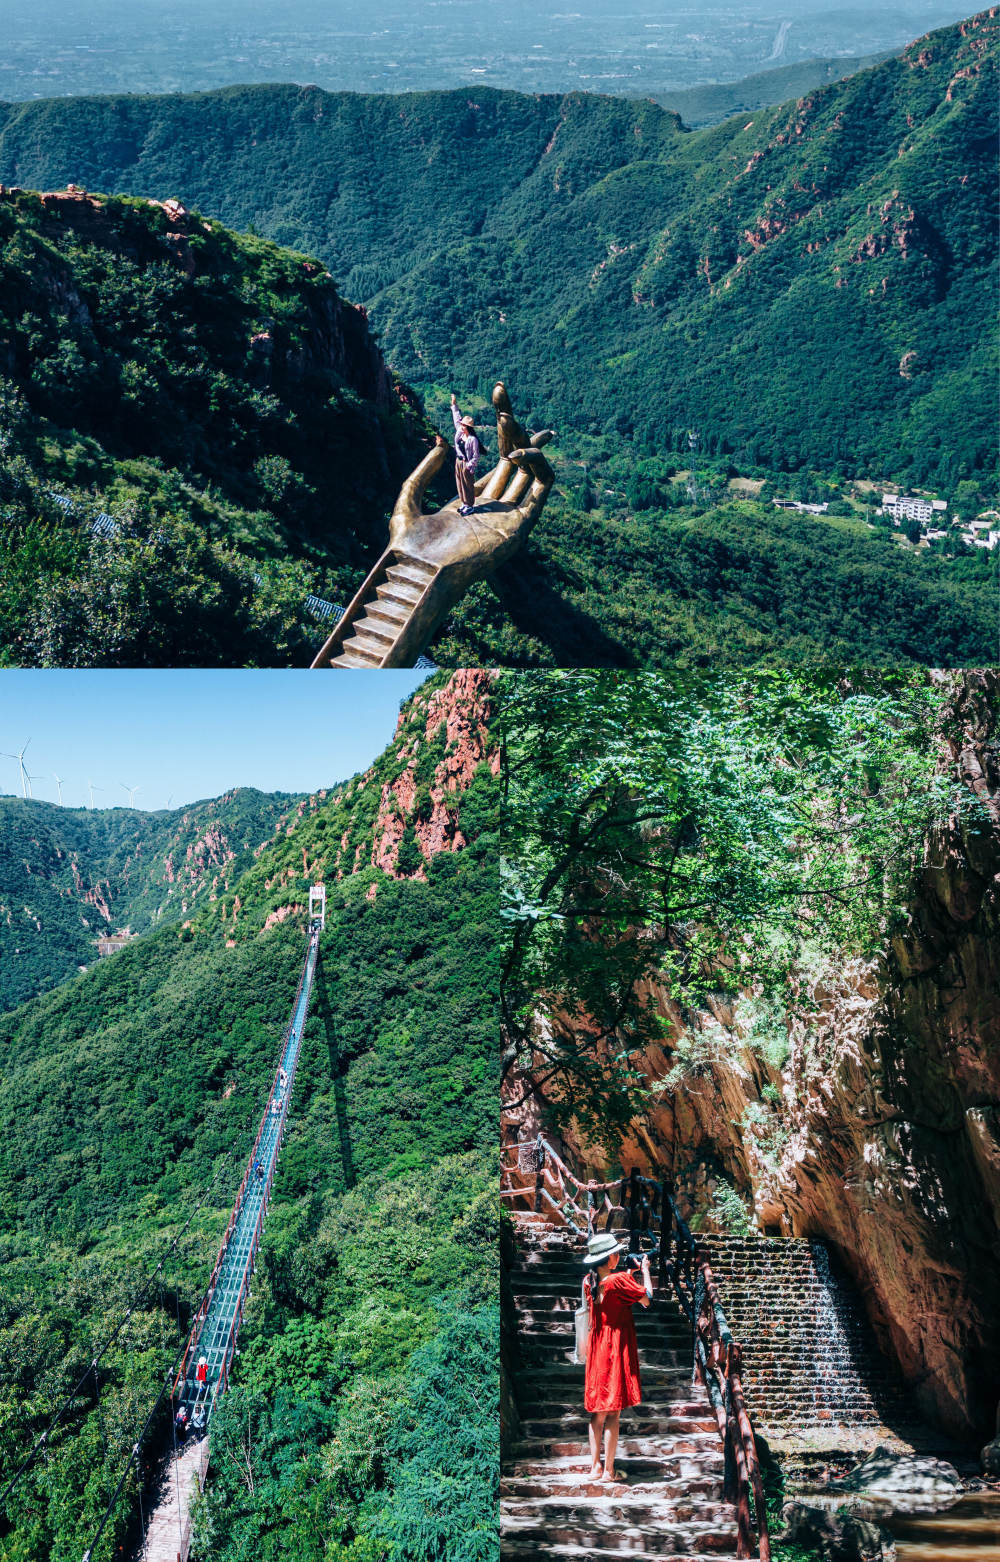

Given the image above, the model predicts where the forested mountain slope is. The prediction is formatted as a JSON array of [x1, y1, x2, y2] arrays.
[[0, 787, 294, 1011], [0, 187, 430, 666], [654, 49, 894, 126], [0, 670, 499, 1561], [1, 14, 993, 665], [1, 13, 993, 490]]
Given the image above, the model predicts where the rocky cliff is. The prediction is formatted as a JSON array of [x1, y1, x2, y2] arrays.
[[524, 673, 999, 1446], [0, 787, 293, 1011], [0, 186, 406, 418], [213, 668, 498, 940], [0, 183, 433, 669]]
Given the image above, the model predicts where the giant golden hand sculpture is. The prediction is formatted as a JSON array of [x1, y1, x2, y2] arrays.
[[311, 382, 556, 668]]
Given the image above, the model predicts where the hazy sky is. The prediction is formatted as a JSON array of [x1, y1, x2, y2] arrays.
[[0, 670, 428, 811]]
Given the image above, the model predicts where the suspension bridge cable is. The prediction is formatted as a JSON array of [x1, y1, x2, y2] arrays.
[[80, 931, 318, 1558], [0, 1087, 271, 1513], [80, 1219, 232, 1562], [5, 930, 317, 1556], [81, 958, 316, 1559], [80, 1332, 189, 1562]]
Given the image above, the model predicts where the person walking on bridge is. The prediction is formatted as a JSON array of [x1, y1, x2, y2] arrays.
[[450, 393, 481, 515], [581, 1232, 652, 1483]]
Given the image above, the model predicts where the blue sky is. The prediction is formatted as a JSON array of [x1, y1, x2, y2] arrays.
[[0, 670, 429, 811]]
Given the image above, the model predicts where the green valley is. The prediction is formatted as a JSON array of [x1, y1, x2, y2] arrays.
[[0, 11, 996, 664], [0, 787, 296, 1012]]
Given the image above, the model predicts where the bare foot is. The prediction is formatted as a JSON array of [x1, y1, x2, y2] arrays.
[[582, 1463, 602, 1481], [598, 1467, 623, 1484]]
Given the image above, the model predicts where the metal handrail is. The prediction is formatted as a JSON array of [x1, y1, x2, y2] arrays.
[[504, 1130, 770, 1560], [211, 932, 318, 1405], [173, 930, 319, 1404]]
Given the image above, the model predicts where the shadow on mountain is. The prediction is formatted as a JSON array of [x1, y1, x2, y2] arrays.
[[492, 552, 638, 666], [314, 957, 356, 1191]]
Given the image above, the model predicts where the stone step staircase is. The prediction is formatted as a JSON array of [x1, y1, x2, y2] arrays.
[[311, 549, 440, 667], [502, 1213, 744, 1561]]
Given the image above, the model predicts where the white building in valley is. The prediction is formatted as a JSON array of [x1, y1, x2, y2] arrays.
[[962, 520, 1000, 550], [881, 493, 946, 524], [773, 498, 829, 515]]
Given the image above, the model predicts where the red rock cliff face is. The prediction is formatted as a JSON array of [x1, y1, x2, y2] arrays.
[[373, 668, 498, 878], [224, 670, 497, 938], [541, 675, 1000, 1443]]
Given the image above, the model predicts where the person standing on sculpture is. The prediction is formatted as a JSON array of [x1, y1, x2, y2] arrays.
[[581, 1232, 652, 1483], [450, 393, 481, 514]]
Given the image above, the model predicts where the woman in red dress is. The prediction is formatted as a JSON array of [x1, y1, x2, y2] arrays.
[[582, 1231, 652, 1482]]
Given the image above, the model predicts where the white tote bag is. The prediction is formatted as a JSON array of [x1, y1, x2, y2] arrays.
[[573, 1278, 590, 1365]]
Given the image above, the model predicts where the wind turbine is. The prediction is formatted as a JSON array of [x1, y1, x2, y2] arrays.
[[24, 769, 47, 800], [120, 782, 141, 809], [88, 779, 103, 809], [53, 773, 65, 805], [2, 741, 31, 798]]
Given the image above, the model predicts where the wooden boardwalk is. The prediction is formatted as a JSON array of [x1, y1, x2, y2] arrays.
[[141, 1439, 208, 1562]]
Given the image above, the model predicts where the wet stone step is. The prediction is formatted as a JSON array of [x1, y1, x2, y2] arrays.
[[502, 1469, 725, 1496], [518, 1340, 690, 1369], [515, 1364, 696, 1388], [506, 1223, 755, 1562], [501, 1541, 743, 1562], [516, 1392, 705, 1413], [518, 1401, 713, 1423], [500, 1518, 742, 1554], [509, 1437, 725, 1464], [501, 1494, 737, 1519], [513, 1300, 689, 1325], [520, 1418, 720, 1442]]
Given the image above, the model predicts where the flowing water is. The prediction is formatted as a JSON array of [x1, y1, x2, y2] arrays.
[[886, 1493, 1000, 1559], [808, 1241, 865, 1418]]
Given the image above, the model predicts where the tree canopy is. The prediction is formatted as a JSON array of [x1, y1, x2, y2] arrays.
[[500, 669, 985, 1138]]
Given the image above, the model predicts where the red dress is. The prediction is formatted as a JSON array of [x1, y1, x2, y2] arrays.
[[584, 1269, 646, 1412]]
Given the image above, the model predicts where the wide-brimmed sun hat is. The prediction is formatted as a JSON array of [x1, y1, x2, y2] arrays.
[[582, 1232, 623, 1267], [461, 414, 476, 428]]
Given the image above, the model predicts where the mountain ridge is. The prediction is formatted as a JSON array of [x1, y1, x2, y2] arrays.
[[0, 9, 993, 497], [0, 13, 995, 665], [0, 785, 296, 1010], [652, 48, 896, 126]]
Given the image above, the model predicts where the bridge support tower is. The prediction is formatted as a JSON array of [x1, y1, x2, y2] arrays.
[[309, 883, 326, 930]]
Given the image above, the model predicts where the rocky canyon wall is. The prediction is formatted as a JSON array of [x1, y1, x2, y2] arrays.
[[523, 673, 999, 1444]]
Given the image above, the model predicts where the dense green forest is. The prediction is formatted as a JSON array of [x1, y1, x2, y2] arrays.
[[0, 15, 993, 489], [0, 187, 431, 666], [430, 488, 995, 666], [0, 673, 499, 1560], [1, 12, 995, 665], [498, 668, 989, 1133], [0, 788, 295, 1012]]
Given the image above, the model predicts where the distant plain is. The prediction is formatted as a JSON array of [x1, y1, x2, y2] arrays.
[[2, 0, 976, 106]]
